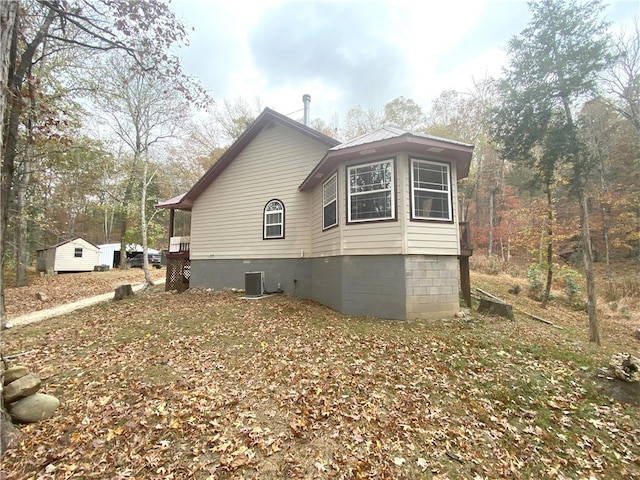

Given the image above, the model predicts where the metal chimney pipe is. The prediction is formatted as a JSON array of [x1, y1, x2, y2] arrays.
[[302, 94, 311, 126]]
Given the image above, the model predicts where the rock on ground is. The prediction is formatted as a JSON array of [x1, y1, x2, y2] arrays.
[[2, 365, 29, 385], [609, 353, 640, 382], [3, 373, 41, 403], [8, 393, 60, 423]]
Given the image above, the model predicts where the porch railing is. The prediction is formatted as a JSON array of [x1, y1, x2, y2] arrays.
[[166, 236, 190, 292], [169, 236, 190, 254]]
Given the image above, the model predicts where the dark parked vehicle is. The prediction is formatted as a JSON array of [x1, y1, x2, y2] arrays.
[[127, 252, 162, 269]]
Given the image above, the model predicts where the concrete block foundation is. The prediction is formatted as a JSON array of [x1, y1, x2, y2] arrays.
[[191, 255, 460, 320]]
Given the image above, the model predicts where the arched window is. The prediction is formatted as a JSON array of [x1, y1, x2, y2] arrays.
[[263, 199, 284, 239]]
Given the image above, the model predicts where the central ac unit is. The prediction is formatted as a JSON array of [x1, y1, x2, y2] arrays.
[[245, 271, 264, 297]]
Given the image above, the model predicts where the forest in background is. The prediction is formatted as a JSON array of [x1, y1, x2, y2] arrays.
[[1, 1, 639, 334]]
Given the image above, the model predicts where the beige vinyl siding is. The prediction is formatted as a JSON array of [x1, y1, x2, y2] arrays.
[[310, 170, 341, 257], [310, 158, 407, 257], [341, 224, 403, 254], [342, 155, 406, 255], [405, 223, 459, 255], [339, 157, 405, 256], [191, 124, 328, 260], [54, 239, 100, 271], [405, 161, 460, 255]]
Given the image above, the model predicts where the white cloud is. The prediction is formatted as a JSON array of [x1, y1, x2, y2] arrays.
[[172, 0, 636, 122]]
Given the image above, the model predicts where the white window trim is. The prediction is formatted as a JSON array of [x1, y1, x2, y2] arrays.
[[263, 199, 284, 239], [322, 173, 338, 230], [410, 158, 452, 221], [347, 158, 395, 223]]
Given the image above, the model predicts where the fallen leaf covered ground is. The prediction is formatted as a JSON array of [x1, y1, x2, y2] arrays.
[[3, 268, 165, 318], [1, 272, 639, 479]]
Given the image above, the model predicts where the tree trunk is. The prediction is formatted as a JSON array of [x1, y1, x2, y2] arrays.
[[16, 55, 40, 288], [578, 185, 600, 345], [2, 6, 54, 321], [0, 1, 20, 324], [141, 156, 152, 286], [540, 187, 554, 308], [488, 189, 494, 256], [104, 203, 116, 245], [597, 150, 613, 290], [118, 179, 135, 269], [0, 0, 18, 322], [0, 1, 17, 140], [600, 200, 612, 289], [113, 284, 134, 301], [15, 153, 31, 287]]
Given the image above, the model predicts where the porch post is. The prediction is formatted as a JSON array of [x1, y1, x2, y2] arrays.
[[459, 256, 471, 308]]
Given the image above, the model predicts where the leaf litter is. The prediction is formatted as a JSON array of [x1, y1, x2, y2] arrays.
[[1, 282, 639, 479]]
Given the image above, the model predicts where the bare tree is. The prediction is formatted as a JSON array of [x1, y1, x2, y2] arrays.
[[603, 19, 640, 136], [1, 0, 203, 320], [88, 54, 189, 285], [215, 97, 262, 143], [603, 19, 640, 261], [343, 105, 385, 140], [383, 96, 426, 130]]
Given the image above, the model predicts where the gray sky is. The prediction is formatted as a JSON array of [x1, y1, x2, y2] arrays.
[[172, 0, 639, 122]]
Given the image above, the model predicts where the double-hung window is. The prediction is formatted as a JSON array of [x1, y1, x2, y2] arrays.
[[322, 173, 338, 230], [411, 158, 452, 221], [347, 159, 395, 222], [74, 247, 83, 258], [263, 199, 284, 239]]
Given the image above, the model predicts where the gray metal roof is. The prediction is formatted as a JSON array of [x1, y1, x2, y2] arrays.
[[331, 125, 473, 151]]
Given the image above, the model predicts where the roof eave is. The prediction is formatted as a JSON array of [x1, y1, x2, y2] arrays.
[[300, 135, 474, 191]]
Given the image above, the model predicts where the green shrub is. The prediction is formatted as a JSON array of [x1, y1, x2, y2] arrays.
[[527, 264, 544, 300], [560, 268, 585, 310]]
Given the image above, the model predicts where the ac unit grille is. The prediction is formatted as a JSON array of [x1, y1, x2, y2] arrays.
[[245, 271, 264, 297]]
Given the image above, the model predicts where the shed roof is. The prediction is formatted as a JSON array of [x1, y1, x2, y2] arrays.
[[37, 236, 100, 252]]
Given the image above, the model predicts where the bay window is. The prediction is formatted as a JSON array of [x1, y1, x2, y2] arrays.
[[411, 158, 451, 221], [347, 159, 395, 222]]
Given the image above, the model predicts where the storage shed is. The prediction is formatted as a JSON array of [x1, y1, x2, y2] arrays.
[[37, 237, 101, 273], [97, 243, 121, 268], [98, 243, 161, 268]]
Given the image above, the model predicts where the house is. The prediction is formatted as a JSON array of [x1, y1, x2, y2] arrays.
[[36, 237, 101, 273], [158, 107, 473, 319]]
